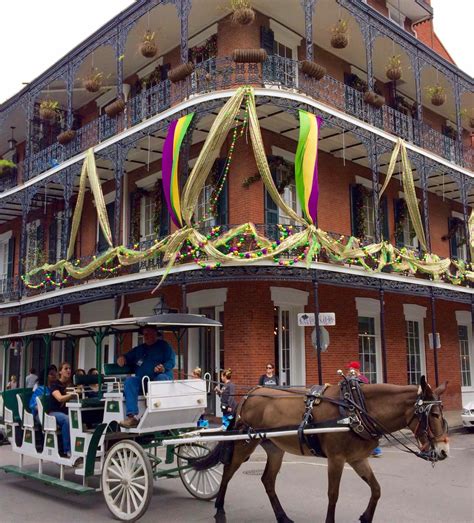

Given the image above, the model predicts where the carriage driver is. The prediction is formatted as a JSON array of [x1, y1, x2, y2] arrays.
[[117, 325, 176, 428]]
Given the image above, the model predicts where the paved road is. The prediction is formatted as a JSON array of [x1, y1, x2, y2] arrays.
[[0, 432, 472, 523]]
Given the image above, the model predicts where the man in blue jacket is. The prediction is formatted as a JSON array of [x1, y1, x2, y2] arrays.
[[118, 326, 175, 428]]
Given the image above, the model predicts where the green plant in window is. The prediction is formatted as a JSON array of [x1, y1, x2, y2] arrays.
[[0, 159, 16, 176]]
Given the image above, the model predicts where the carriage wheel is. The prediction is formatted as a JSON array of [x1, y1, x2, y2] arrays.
[[102, 440, 153, 521], [176, 442, 223, 500]]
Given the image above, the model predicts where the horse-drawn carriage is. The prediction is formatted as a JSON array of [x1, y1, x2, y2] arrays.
[[0, 313, 450, 523], [0, 313, 226, 521]]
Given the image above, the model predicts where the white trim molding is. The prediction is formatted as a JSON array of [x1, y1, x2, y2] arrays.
[[355, 297, 380, 316], [186, 288, 228, 309], [270, 287, 309, 307], [403, 304, 427, 321]]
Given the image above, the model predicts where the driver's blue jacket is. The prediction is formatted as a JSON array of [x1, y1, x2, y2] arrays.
[[124, 340, 175, 380]]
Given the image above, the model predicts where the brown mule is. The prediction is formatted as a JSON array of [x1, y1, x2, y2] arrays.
[[211, 376, 448, 523]]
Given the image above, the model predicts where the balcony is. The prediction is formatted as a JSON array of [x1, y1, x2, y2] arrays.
[[20, 55, 472, 184], [10, 221, 470, 305]]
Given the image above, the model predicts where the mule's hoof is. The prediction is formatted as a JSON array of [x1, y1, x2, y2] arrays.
[[215, 509, 227, 523], [359, 515, 371, 523]]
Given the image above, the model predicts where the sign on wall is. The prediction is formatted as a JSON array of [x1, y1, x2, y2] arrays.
[[298, 313, 336, 327]]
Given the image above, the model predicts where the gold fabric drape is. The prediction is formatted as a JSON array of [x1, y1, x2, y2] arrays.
[[67, 148, 113, 259], [380, 138, 427, 252]]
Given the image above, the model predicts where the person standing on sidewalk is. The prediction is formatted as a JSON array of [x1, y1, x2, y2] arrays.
[[346, 361, 382, 457]]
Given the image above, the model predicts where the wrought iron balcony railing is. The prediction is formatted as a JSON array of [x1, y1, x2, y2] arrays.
[[15, 222, 471, 303], [21, 55, 473, 183]]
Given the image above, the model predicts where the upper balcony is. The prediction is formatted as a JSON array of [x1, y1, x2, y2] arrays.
[[0, 0, 472, 190]]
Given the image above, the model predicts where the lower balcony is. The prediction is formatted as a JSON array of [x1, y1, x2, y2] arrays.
[[8, 223, 471, 306], [23, 56, 473, 182]]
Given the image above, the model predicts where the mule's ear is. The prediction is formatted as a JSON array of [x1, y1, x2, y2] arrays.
[[420, 375, 428, 391], [434, 381, 448, 396]]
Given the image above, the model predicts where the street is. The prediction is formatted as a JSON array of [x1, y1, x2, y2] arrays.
[[0, 432, 472, 523]]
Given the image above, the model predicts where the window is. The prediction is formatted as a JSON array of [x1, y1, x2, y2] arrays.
[[196, 182, 216, 229], [448, 216, 467, 261], [356, 298, 382, 383], [273, 40, 295, 86], [388, 4, 406, 28], [404, 304, 426, 385], [406, 320, 423, 385], [358, 317, 378, 383], [0, 240, 8, 293], [265, 154, 300, 230], [459, 325, 471, 387], [140, 193, 155, 242], [25, 221, 42, 273], [395, 198, 418, 249]]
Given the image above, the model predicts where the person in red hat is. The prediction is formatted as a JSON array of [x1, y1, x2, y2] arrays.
[[346, 361, 369, 384], [345, 361, 382, 457]]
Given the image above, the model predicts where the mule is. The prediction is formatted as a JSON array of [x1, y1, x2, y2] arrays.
[[203, 376, 448, 523]]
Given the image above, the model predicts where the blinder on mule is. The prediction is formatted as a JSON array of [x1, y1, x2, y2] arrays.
[[410, 392, 449, 464]]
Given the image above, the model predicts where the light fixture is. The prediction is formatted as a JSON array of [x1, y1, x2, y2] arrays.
[[152, 296, 176, 315], [8, 126, 17, 151]]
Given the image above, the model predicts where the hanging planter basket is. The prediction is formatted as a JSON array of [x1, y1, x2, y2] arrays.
[[386, 66, 402, 81], [84, 76, 102, 93], [364, 91, 385, 108], [330, 33, 348, 49], [232, 7, 255, 26], [140, 31, 157, 58], [431, 92, 446, 106], [232, 48, 267, 63], [300, 60, 326, 81], [39, 101, 59, 122], [57, 129, 76, 145], [330, 20, 349, 49], [168, 62, 195, 83], [105, 98, 126, 118]]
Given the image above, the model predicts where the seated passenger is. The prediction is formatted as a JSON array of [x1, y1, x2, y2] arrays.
[[30, 366, 57, 419], [49, 362, 74, 457], [87, 368, 99, 397], [117, 326, 176, 428]]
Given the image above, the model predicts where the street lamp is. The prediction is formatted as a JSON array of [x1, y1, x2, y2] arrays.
[[8, 127, 17, 151]]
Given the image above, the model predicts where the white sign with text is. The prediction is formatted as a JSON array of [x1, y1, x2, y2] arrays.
[[298, 313, 336, 327]]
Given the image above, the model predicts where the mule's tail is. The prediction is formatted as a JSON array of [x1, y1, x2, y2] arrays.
[[191, 441, 234, 470]]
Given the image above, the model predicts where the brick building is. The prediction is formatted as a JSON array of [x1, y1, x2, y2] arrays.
[[0, 0, 472, 412]]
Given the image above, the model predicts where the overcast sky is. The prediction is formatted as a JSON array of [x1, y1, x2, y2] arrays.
[[0, 0, 472, 105]]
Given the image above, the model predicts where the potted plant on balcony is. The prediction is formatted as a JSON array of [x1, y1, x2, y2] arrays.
[[386, 55, 402, 81], [83, 68, 104, 93], [330, 19, 349, 49], [231, 0, 255, 26], [57, 128, 76, 145], [300, 60, 326, 81], [39, 99, 59, 122], [426, 84, 446, 106], [140, 30, 158, 58], [0, 159, 16, 177], [346, 73, 368, 93], [363, 85, 385, 108], [168, 62, 195, 83], [232, 48, 267, 63], [105, 97, 126, 117]]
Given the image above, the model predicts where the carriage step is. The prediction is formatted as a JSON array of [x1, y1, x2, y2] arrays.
[[0, 465, 95, 494]]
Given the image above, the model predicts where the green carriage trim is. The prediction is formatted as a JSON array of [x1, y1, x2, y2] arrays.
[[75, 436, 85, 453], [46, 433, 55, 448], [71, 410, 79, 429], [106, 400, 119, 413]]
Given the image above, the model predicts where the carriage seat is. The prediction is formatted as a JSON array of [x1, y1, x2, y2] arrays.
[[36, 396, 58, 432], [72, 374, 105, 408], [16, 391, 35, 429], [3, 388, 31, 424], [104, 363, 132, 376]]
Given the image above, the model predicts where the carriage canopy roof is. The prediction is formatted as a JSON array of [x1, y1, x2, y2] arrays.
[[0, 313, 222, 342]]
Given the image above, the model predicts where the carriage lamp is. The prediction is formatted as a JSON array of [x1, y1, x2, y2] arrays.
[[8, 127, 17, 151]]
